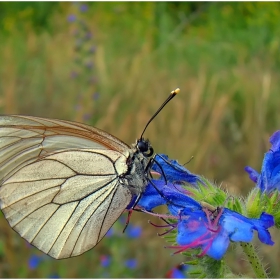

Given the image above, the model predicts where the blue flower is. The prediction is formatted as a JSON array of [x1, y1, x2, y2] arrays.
[[126, 225, 142, 238], [100, 255, 111, 267], [245, 130, 280, 192], [67, 14, 76, 22], [152, 154, 202, 184], [125, 258, 137, 269], [28, 255, 41, 270], [168, 207, 274, 260], [139, 154, 275, 260], [138, 179, 201, 214]]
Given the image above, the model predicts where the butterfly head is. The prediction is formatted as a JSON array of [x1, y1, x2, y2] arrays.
[[136, 138, 154, 157]]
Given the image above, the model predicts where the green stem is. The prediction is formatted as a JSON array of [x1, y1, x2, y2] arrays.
[[240, 242, 268, 278]]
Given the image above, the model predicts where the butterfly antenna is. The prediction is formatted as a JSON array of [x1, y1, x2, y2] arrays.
[[183, 156, 194, 166], [140, 88, 180, 139]]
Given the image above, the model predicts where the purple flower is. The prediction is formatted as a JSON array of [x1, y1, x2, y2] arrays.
[[245, 130, 280, 192], [28, 255, 41, 270], [79, 4, 88, 12], [100, 255, 111, 267], [125, 259, 137, 269], [67, 14, 76, 22]]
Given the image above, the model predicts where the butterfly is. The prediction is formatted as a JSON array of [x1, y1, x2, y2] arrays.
[[0, 88, 179, 259]]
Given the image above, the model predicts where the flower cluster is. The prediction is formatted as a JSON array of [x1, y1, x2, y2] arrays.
[[136, 149, 276, 262]]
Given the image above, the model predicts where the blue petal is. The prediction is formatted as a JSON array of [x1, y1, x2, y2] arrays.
[[137, 181, 167, 211], [177, 210, 208, 245], [220, 209, 274, 245], [259, 152, 280, 192], [138, 180, 201, 213], [257, 131, 280, 192], [221, 209, 254, 242], [206, 228, 230, 260], [252, 213, 274, 245], [153, 154, 202, 184], [270, 130, 280, 151], [244, 166, 259, 183]]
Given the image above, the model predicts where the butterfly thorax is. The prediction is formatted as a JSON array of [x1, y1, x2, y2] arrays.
[[119, 139, 152, 196]]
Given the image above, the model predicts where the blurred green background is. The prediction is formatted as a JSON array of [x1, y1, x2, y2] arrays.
[[1, 2, 280, 278]]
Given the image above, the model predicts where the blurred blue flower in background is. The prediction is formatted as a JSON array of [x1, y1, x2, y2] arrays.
[[125, 259, 137, 269], [67, 14, 76, 22], [79, 4, 88, 12], [126, 225, 142, 238], [166, 264, 188, 278], [105, 227, 114, 238], [100, 255, 111, 268], [28, 255, 41, 270]]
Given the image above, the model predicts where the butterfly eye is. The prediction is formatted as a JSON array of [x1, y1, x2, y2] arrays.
[[137, 139, 149, 152], [136, 139, 154, 157]]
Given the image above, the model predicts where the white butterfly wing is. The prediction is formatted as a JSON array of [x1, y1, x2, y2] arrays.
[[0, 115, 129, 183], [0, 116, 133, 259]]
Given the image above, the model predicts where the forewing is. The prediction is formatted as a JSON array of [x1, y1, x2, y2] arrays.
[[0, 115, 130, 182], [0, 150, 132, 259]]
